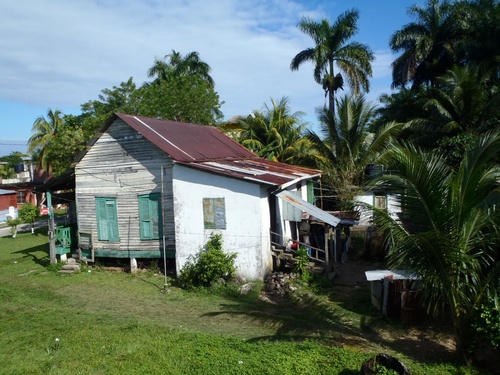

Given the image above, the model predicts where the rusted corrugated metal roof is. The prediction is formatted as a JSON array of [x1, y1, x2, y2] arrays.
[[114, 113, 321, 186], [177, 158, 320, 186], [116, 113, 257, 162], [74, 113, 321, 187]]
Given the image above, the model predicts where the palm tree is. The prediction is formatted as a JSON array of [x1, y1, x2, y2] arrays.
[[402, 65, 500, 159], [235, 97, 317, 165], [454, 0, 500, 76], [308, 94, 402, 206], [147, 50, 214, 87], [367, 132, 500, 362], [389, 0, 459, 89], [290, 10, 374, 117], [423, 65, 500, 134], [28, 108, 64, 174]]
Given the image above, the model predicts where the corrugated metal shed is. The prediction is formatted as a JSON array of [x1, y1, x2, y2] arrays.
[[75, 113, 322, 187]]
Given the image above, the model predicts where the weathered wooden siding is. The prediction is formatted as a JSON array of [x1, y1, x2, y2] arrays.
[[75, 119, 175, 258]]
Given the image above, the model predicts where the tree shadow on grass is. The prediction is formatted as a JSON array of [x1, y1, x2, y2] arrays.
[[12, 243, 50, 268], [201, 284, 465, 369], [202, 288, 374, 348]]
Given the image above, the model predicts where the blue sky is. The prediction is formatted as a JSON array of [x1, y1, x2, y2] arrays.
[[0, 0, 422, 156]]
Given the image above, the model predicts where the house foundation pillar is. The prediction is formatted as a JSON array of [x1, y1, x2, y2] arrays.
[[130, 257, 137, 273]]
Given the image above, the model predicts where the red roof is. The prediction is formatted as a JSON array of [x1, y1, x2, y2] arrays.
[[80, 113, 321, 187]]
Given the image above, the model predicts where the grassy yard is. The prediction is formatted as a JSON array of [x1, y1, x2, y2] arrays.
[[0, 230, 488, 374]]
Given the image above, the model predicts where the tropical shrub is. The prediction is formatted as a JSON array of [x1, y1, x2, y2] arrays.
[[6, 218, 22, 238], [474, 291, 500, 349], [367, 131, 500, 363], [294, 246, 312, 283], [18, 203, 40, 234], [178, 233, 237, 288]]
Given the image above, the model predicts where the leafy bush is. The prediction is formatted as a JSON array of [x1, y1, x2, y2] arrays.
[[178, 233, 237, 289], [7, 218, 22, 238], [18, 203, 40, 234], [474, 292, 500, 349], [294, 246, 312, 283]]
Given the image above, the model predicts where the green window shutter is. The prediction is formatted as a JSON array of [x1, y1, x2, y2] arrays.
[[96, 198, 108, 240], [150, 194, 161, 238], [139, 193, 162, 240], [106, 200, 119, 242], [139, 196, 151, 239], [96, 197, 119, 242], [307, 181, 314, 204]]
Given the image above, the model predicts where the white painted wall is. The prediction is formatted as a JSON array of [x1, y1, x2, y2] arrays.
[[355, 192, 401, 225], [172, 164, 272, 280]]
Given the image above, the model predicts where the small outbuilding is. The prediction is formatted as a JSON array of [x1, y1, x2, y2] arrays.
[[0, 189, 17, 223]]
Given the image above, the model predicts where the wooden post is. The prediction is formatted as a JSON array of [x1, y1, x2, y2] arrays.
[[47, 190, 57, 264], [324, 225, 329, 269]]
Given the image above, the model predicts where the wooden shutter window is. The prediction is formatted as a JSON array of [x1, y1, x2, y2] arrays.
[[139, 193, 162, 240], [95, 197, 119, 242]]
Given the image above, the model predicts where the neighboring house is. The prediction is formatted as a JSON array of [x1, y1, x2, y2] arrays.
[[0, 158, 45, 209], [355, 190, 401, 226], [0, 189, 17, 223], [70, 113, 340, 280]]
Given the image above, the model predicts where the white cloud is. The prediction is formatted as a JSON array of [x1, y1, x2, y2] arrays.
[[0, 0, 402, 141], [0, 0, 324, 118], [372, 49, 395, 79]]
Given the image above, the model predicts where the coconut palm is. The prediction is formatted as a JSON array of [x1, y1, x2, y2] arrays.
[[147, 50, 214, 87], [28, 108, 64, 174], [236, 97, 317, 165], [390, 0, 458, 89], [454, 0, 500, 75], [308, 94, 403, 206], [290, 10, 374, 117], [423, 65, 500, 134], [402, 65, 500, 159], [368, 131, 500, 362]]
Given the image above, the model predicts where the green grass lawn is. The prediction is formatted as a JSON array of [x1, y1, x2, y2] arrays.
[[0, 230, 488, 374]]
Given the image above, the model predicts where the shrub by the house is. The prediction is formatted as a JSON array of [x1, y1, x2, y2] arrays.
[[178, 233, 237, 288]]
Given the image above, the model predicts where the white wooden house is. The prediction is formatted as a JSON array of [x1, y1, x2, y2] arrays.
[[71, 113, 340, 280]]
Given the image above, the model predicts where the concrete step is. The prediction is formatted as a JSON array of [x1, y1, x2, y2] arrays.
[[60, 264, 80, 271], [58, 258, 81, 274], [310, 265, 325, 274]]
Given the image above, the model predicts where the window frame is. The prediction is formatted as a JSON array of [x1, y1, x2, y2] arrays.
[[16, 190, 26, 204]]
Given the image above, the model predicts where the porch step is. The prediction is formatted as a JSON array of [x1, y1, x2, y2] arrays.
[[58, 258, 81, 274], [310, 265, 325, 274], [272, 249, 327, 276]]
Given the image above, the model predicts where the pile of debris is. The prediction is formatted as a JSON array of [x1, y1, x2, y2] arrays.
[[263, 271, 298, 297]]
